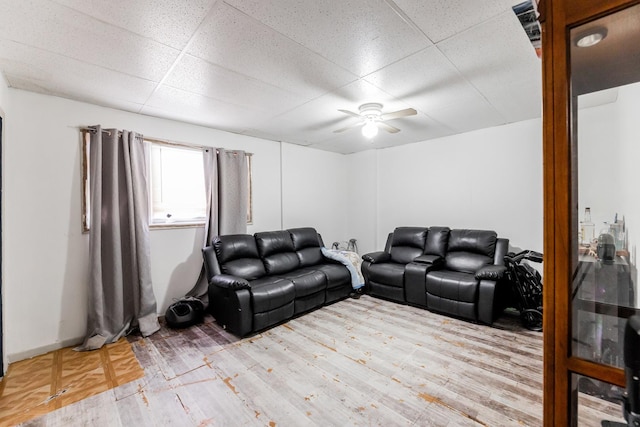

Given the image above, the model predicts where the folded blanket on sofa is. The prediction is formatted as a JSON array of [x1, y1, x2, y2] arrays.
[[321, 247, 364, 290]]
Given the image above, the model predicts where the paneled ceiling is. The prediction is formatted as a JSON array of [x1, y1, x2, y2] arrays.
[[0, 0, 542, 153]]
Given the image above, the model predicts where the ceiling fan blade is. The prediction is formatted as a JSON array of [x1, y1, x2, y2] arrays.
[[378, 122, 401, 134], [380, 108, 417, 121], [333, 122, 364, 133], [338, 109, 363, 119]]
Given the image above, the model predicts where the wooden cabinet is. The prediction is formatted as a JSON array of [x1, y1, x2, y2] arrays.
[[541, 0, 640, 425]]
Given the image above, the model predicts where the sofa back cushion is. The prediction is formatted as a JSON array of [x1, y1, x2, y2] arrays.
[[289, 227, 324, 267], [425, 226, 450, 257], [445, 229, 497, 273], [255, 230, 300, 275], [213, 234, 266, 280], [389, 227, 428, 264]]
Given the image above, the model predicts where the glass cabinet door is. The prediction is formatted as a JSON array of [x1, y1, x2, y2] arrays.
[[568, 3, 640, 425]]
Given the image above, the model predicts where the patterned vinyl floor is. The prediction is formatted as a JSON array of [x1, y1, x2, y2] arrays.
[[0, 338, 144, 426]]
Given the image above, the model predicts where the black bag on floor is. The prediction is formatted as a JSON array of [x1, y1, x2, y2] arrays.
[[165, 297, 205, 329]]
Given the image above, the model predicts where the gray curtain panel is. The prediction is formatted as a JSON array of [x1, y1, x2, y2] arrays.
[[218, 148, 249, 235], [187, 148, 248, 301], [77, 126, 160, 351], [201, 148, 219, 247]]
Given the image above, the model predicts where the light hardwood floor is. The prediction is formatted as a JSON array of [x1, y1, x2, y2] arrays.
[[17, 296, 623, 426]]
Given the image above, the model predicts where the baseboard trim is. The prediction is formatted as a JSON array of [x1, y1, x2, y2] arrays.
[[8, 336, 84, 364]]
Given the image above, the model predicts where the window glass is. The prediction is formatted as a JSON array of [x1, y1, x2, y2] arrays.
[[150, 143, 206, 224]]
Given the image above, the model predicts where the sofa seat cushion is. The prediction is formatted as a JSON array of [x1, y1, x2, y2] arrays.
[[313, 263, 351, 288], [426, 270, 479, 303], [445, 252, 493, 274], [249, 277, 295, 313], [367, 262, 405, 288], [279, 268, 327, 298]]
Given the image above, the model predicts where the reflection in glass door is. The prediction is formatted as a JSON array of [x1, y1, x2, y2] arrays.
[[569, 4, 640, 424]]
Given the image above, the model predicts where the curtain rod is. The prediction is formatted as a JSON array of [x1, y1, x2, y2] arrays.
[[80, 127, 252, 156]]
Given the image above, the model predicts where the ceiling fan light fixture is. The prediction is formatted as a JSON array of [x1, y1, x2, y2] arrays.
[[362, 120, 378, 139], [335, 102, 415, 137]]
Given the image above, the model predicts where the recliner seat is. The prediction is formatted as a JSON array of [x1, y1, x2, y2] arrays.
[[363, 227, 428, 302]]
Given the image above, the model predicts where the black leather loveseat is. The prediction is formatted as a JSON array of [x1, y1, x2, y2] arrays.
[[361, 227, 509, 325], [202, 227, 352, 337]]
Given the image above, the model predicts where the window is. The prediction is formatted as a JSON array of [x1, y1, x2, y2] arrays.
[[81, 130, 253, 231], [150, 143, 206, 225]]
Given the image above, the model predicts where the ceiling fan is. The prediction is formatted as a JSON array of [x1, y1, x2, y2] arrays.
[[334, 103, 417, 138]]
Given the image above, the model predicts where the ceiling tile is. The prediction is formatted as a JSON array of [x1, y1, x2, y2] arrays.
[[142, 86, 270, 133], [483, 77, 542, 122], [7, 74, 146, 114], [308, 140, 365, 155], [425, 95, 505, 134], [225, 0, 432, 76], [0, 0, 180, 81], [238, 128, 292, 144], [364, 46, 483, 113], [438, 11, 541, 100], [0, 40, 156, 108], [437, 10, 542, 123], [393, 0, 523, 43], [378, 113, 454, 142], [163, 54, 306, 116], [186, 2, 358, 99], [51, 0, 217, 49]]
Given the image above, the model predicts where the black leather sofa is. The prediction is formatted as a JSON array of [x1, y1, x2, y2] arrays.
[[361, 227, 509, 325], [202, 227, 352, 337]]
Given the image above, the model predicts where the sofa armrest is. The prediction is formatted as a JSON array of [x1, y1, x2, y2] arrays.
[[362, 251, 390, 264], [475, 265, 507, 281], [412, 254, 444, 267], [210, 274, 251, 290]]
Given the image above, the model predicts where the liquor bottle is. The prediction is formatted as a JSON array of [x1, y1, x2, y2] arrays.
[[581, 207, 595, 245]]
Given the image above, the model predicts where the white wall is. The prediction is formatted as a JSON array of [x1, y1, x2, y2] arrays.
[[281, 143, 348, 246], [3, 90, 349, 361], [0, 74, 8, 108], [347, 119, 544, 255], [347, 150, 378, 254], [0, 74, 9, 375]]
